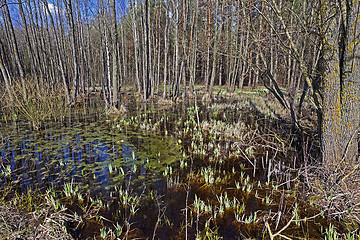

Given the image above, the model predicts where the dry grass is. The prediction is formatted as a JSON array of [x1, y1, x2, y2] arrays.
[[0, 200, 74, 239], [303, 163, 360, 230], [2, 79, 68, 130]]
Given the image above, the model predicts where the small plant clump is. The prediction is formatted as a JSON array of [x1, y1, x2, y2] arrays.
[[2, 80, 69, 130]]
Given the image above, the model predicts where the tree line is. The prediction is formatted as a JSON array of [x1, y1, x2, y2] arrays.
[[0, 0, 317, 103], [0, 0, 360, 167]]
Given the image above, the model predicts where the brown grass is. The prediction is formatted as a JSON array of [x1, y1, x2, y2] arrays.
[[0, 198, 74, 239]]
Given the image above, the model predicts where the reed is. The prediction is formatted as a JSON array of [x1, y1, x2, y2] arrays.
[[4, 79, 68, 130]]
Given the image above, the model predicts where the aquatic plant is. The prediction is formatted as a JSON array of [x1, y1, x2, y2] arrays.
[[64, 180, 78, 198], [263, 194, 273, 205]]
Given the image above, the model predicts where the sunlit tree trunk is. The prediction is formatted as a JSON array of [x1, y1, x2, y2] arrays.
[[84, 0, 93, 95], [240, 2, 250, 89], [321, 0, 360, 166], [209, 0, 221, 94], [226, 3, 234, 92], [0, 40, 13, 102], [75, 0, 86, 95], [204, 0, 212, 91], [36, 0, 49, 87], [144, 0, 151, 99], [2, 0, 26, 96], [172, 0, 179, 98], [41, 5, 57, 87], [105, 23, 112, 105], [65, 0, 80, 102], [188, 0, 199, 95], [111, 0, 118, 106], [120, 17, 126, 88], [154, 5, 160, 95], [43, 1, 71, 104], [181, 0, 188, 98], [140, 0, 146, 99], [163, 5, 169, 99], [130, 0, 142, 95], [18, 0, 37, 79]]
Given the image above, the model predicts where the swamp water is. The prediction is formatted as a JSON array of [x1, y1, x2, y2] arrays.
[[0, 107, 187, 238], [0, 100, 338, 239], [0, 117, 181, 194]]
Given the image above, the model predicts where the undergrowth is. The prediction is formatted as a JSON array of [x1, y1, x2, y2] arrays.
[[1, 79, 68, 130]]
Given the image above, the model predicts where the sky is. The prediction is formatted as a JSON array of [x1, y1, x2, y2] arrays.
[[0, 0, 129, 28]]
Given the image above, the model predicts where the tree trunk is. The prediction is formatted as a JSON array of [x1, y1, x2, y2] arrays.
[[145, 0, 151, 99], [43, 1, 71, 104], [209, 0, 221, 94], [163, 7, 169, 99], [172, 0, 179, 98], [3, 0, 26, 96], [322, 0, 360, 166], [111, 0, 118, 106], [204, 0, 212, 91], [0, 40, 13, 102], [18, 0, 37, 79], [65, 0, 80, 102], [130, 0, 142, 95]]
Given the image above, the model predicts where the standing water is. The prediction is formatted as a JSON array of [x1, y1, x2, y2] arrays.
[[0, 111, 181, 194], [0, 99, 345, 239], [0, 107, 185, 238]]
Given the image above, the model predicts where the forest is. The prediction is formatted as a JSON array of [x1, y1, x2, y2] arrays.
[[0, 0, 359, 239]]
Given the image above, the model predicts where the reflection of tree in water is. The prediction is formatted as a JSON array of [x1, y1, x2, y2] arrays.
[[0, 119, 181, 199], [121, 143, 149, 192], [0, 130, 113, 192], [122, 144, 136, 186], [92, 141, 110, 188]]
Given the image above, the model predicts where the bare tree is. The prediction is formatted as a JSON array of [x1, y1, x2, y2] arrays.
[[2, 0, 25, 96], [111, 0, 118, 106], [64, 0, 80, 102]]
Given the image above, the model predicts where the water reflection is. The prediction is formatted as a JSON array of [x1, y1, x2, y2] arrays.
[[0, 118, 181, 196]]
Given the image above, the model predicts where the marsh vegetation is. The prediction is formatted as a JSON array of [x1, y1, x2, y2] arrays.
[[1, 0, 360, 239], [0, 88, 359, 239]]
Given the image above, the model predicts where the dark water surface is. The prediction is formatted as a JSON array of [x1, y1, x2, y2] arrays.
[[0, 111, 181, 197], [0, 100, 336, 239]]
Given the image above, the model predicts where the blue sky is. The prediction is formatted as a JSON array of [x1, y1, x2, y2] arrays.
[[1, 0, 129, 27]]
